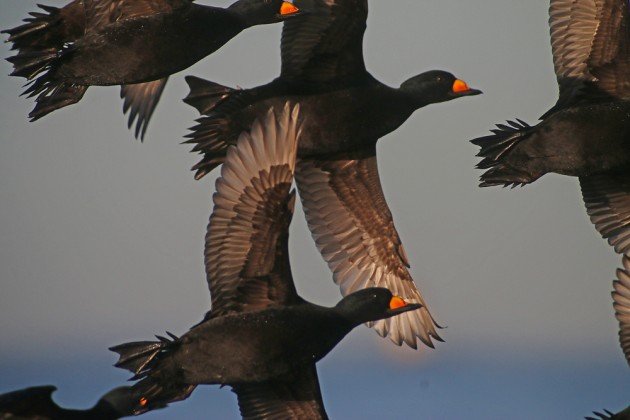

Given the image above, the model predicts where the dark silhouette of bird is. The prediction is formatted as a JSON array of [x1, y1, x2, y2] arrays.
[[0, 385, 139, 419], [182, 0, 481, 349], [471, 0, 629, 365], [613, 256, 630, 365], [109, 104, 423, 418], [472, 0, 630, 249], [586, 405, 630, 420], [2, 0, 303, 139]]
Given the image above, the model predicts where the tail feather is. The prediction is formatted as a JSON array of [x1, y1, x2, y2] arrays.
[[183, 76, 244, 179], [109, 332, 178, 379], [471, 119, 535, 187], [183, 75, 234, 115], [110, 332, 196, 415], [2, 5, 64, 51], [7, 48, 59, 80], [26, 82, 88, 121]]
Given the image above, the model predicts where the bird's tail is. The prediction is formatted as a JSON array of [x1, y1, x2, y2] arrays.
[[471, 119, 537, 187], [3, 4, 89, 120], [2, 4, 68, 53], [183, 76, 244, 179], [109, 332, 197, 414]]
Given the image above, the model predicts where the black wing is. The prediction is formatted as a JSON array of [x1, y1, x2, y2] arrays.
[[205, 104, 303, 318], [280, 0, 369, 86], [547, 0, 630, 114], [120, 78, 168, 140], [295, 148, 442, 349], [233, 365, 328, 420]]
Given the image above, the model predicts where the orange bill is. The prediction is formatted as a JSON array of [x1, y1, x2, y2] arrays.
[[452, 79, 470, 93], [389, 296, 408, 310], [280, 2, 300, 15]]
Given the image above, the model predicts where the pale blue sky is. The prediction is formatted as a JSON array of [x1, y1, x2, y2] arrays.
[[0, 1, 628, 418]]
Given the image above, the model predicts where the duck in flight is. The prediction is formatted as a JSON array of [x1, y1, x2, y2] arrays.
[[182, 0, 481, 350], [109, 104, 423, 418], [471, 0, 629, 363], [2, 0, 303, 139]]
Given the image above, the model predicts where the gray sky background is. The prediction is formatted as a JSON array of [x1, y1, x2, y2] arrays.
[[0, 1, 628, 418]]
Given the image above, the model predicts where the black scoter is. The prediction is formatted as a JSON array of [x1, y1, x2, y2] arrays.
[[2, 0, 303, 139], [472, 0, 630, 252], [109, 104, 423, 418], [182, 0, 481, 349], [0, 385, 137, 419]]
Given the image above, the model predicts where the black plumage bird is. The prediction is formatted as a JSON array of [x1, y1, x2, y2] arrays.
[[0, 385, 138, 419], [2, 0, 303, 139], [183, 0, 481, 349], [109, 104, 424, 418], [470, 0, 630, 364], [472, 0, 630, 247]]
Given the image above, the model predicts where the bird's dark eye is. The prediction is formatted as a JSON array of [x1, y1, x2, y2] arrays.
[[436, 76, 443, 83]]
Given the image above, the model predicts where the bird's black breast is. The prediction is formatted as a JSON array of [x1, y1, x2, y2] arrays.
[[174, 306, 349, 385]]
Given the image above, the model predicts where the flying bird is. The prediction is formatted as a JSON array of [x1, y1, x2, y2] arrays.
[[471, 0, 629, 363], [183, 0, 481, 349], [2, 0, 303, 139], [0, 385, 138, 419], [109, 104, 424, 418]]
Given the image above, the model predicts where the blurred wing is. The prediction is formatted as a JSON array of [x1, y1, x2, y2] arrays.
[[295, 149, 442, 349], [83, 0, 189, 31], [120, 78, 168, 140], [0, 386, 62, 418], [548, 0, 629, 112], [280, 0, 369, 85], [580, 172, 630, 255], [613, 256, 630, 366], [206, 104, 302, 318], [233, 365, 328, 420]]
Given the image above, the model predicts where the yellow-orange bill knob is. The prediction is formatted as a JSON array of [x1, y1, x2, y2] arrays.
[[452, 79, 470, 93], [280, 2, 299, 15], [139, 397, 148, 407], [389, 296, 407, 310]]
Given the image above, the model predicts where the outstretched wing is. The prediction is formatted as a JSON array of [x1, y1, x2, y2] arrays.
[[280, 0, 369, 86], [0, 386, 63, 418], [206, 104, 303, 318], [613, 256, 630, 366], [295, 148, 442, 349], [580, 172, 630, 255], [233, 365, 328, 420], [547, 0, 629, 113], [120, 78, 168, 140]]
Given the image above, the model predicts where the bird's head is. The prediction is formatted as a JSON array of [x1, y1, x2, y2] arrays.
[[400, 70, 482, 107], [336, 288, 423, 327], [229, 0, 304, 26]]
